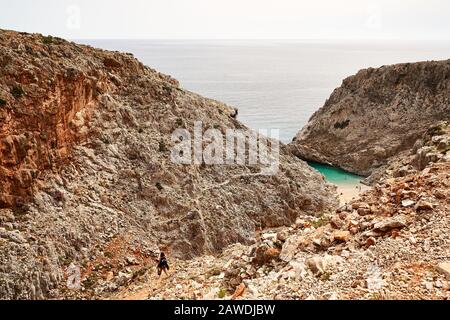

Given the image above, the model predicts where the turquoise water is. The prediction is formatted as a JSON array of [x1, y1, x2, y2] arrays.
[[308, 162, 362, 185]]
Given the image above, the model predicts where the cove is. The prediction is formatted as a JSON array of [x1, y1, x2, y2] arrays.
[[308, 162, 363, 185], [308, 162, 369, 204]]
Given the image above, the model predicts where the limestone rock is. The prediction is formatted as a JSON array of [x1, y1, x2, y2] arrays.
[[415, 200, 434, 211], [436, 262, 450, 279], [306, 255, 343, 276], [289, 60, 450, 177], [373, 216, 407, 233], [332, 230, 350, 242], [401, 199, 415, 207]]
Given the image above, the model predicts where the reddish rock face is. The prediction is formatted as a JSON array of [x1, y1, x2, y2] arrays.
[[0, 42, 102, 207], [0, 30, 166, 208], [0, 30, 187, 209]]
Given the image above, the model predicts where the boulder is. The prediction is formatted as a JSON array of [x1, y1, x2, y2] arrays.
[[280, 235, 301, 262], [276, 230, 289, 242], [415, 200, 434, 211], [288, 260, 308, 279], [330, 216, 344, 229], [0, 228, 27, 244], [332, 230, 350, 242], [436, 262, 450, 279], [261, 233, 277, 242], [306, 255, 342, 275], [373, 216, 407, 233], [401, 199, 415, 207], [252, 244, 280, 265], [306, 256, 326, 275]]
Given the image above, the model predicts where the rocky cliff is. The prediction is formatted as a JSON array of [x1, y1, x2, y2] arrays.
[[289, 60, 450, 178], [0, 30, 338, 299]]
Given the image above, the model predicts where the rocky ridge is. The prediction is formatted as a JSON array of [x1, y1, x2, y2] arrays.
[[289, 60, 450, 178]]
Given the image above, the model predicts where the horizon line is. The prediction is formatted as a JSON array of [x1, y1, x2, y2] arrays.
[[70, 37, 450, 43]]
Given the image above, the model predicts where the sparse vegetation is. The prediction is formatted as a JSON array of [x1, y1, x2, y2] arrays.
[[311, 216, 330, 228], [320, 271, 332, 281], [12, 202, 30, 217], [208, 267, 222, 277], [41, 35, 54, 45], [217, 288, 227, 299], [11, 86, 24, 99], [59, 255, 72, 266], [369, 292, 385, 300], [334, 119, 350, 129], [159, 140, 168, 152], [104, 251, 114, 259], [82, 276, 96, 289]]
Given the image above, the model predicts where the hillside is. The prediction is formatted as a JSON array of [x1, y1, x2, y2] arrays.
[[0, 30, 338, 299], [105, 123, 450, 300]]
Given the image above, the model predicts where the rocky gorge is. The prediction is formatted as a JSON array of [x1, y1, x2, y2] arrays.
[[0, 29, 337, 299], [0, 29, 448, 300]]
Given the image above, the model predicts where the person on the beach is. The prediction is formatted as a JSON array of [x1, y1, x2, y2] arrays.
[[156, 252, 170, 277]]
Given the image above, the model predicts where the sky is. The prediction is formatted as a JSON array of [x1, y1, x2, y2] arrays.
[[0, 0, 449, 40]]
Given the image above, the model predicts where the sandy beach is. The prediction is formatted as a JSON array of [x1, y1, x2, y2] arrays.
[[336, 182, 371, 206]]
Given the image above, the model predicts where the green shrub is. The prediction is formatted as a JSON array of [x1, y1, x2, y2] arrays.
[[217, 289, 227, 299], [42, 35, 53, 44], [83, 276, 95, 289], [369, 292, 385, 300], [208, 267, 222, 277], [11, 86, 24, 99], [320, 271, 332, 281], [334, 119, 350, 129], [159, 140, 167, 152], [0, 98, 6, 106], [311, 216, 330, 228]]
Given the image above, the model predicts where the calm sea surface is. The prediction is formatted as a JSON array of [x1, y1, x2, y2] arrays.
[[82, 40, 450, 181]]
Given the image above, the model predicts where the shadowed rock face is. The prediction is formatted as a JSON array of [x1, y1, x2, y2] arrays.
[[289, 60, 450, 177], [0, 30, 337, 299]]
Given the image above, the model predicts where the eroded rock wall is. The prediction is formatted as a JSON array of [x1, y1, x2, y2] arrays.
[[289, 60, 450, 177]]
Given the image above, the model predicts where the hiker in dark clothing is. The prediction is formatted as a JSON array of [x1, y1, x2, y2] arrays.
[[156, 252, 169, 277]]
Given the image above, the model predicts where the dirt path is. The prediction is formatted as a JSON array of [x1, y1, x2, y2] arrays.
[[112, 263, 179, 300]]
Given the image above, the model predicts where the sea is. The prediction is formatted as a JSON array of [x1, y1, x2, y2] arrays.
[[82, 39, 450, 183]]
